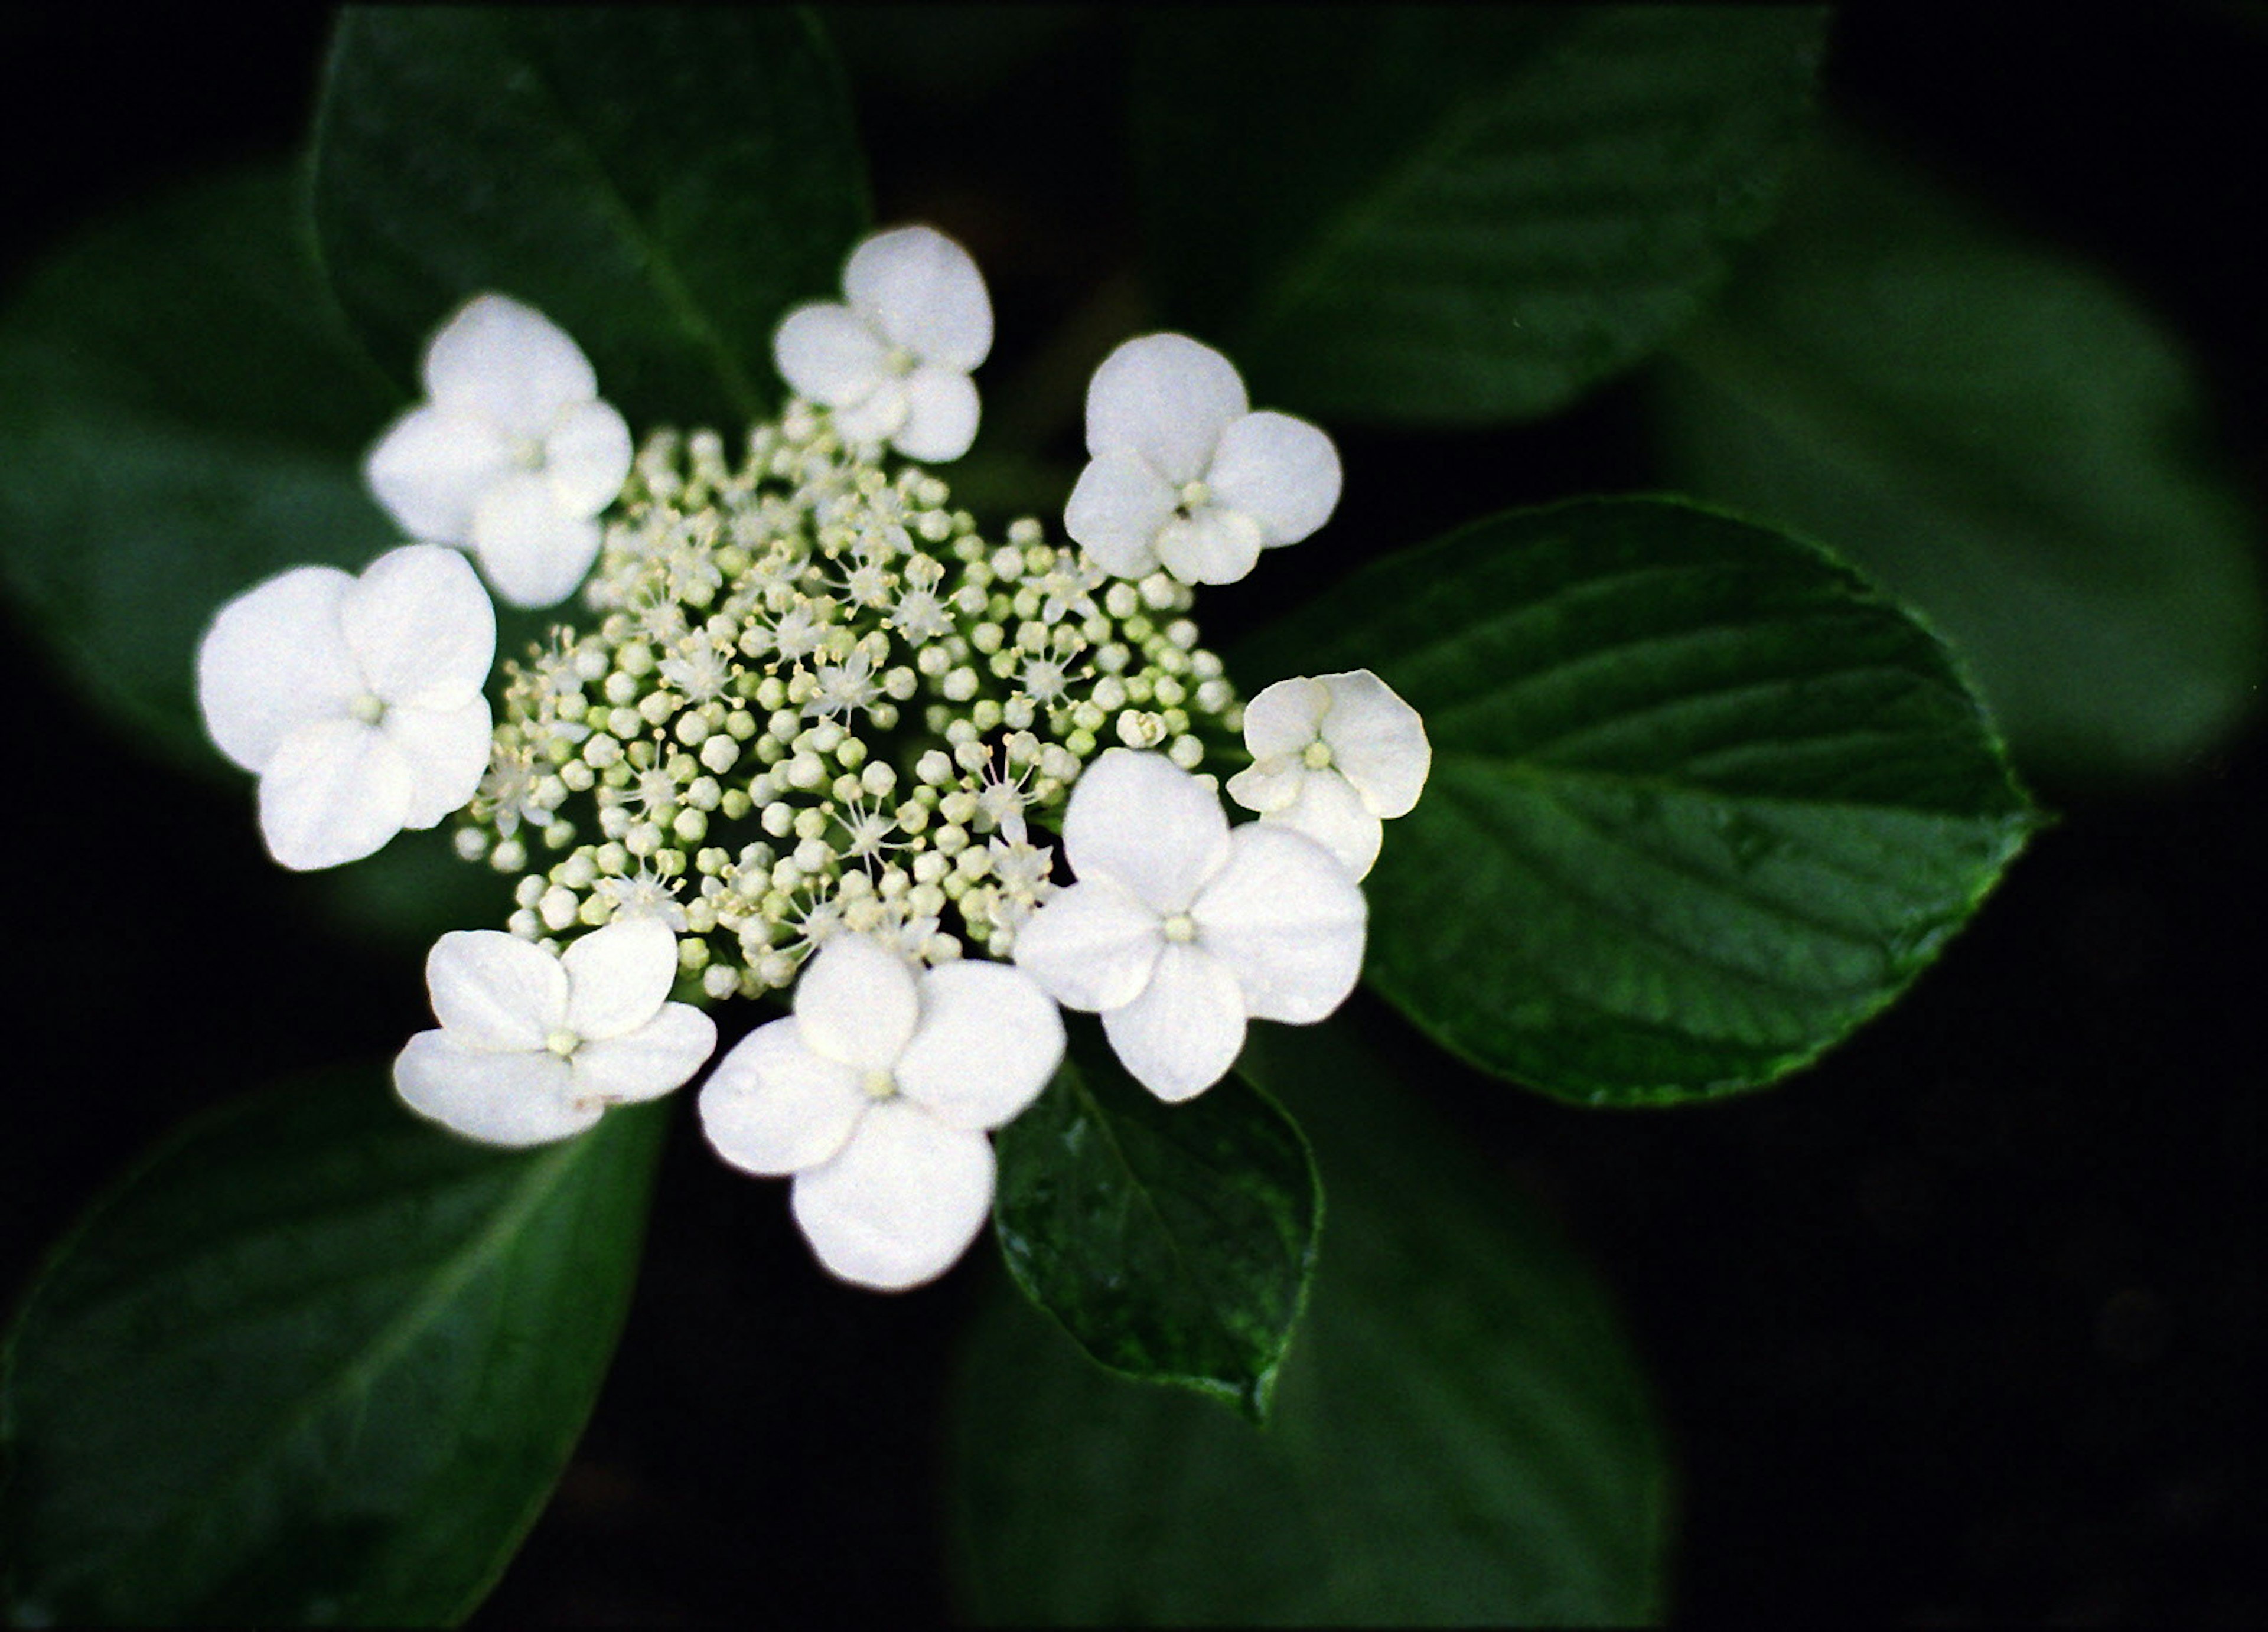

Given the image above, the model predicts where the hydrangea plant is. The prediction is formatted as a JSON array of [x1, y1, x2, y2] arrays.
[[12, 6, 2253, 1626]]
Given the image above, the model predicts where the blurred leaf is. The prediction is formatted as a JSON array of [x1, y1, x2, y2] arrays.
[[310, 6, 870, 431], [1133, 4, 1828, 424], [0, 166, 400, 771], [949, 1007, 1670, 1624], [1235, 497, 2035, 1105], [992, 1017, 1319, 1422], [0, 1070, 666, 1626], [1657, 129, 2264, 781]]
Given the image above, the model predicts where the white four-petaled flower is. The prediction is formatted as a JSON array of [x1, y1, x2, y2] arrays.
[[699, 933, 1063, 1291], [395, 916, 717, 1148], [197, 544, 496, 871], [365, 293, 633, 608], [773, 224, 993, 464], [1065, 333, 1341, 586], [1014, 749, 1365, 1103], [1226, 670, 1431, 879]]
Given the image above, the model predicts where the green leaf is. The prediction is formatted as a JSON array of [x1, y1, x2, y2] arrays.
[[1234, 496, 2035, 1105], [1656, 129, 2266, 781], [0, 166, 401, 771], [0, 1070, 666, 1625], [991, 1017, 1319, 1422], [309, 6, 870, 432], [948, 1008, 1672, 1624], [1132, 4, 1829, 424]]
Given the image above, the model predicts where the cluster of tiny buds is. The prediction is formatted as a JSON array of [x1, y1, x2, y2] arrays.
[[451, 402, 1246, 1002]]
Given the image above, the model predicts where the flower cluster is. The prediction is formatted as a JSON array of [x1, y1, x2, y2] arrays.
[[193, 223, 1430, 1291]]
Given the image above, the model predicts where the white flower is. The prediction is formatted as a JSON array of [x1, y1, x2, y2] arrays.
[[1225, 671, 1431, 880], [365, 293, 634, 608], [772, 225, 993, 464], [1014, 749, 1365, 1103], [196, 544, 495, 871], [698, 933, 1063, 1291], [395, 916, 717, 1148], [1064, 333, 1341, 586]]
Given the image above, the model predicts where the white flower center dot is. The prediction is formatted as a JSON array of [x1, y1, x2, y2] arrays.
[[882, 345, 917, 377], [1178, 479, 1212, 513], [545, 1028, 581, 1058], [863, 1068, 898, 1101], [348, 691, 387, 726], [1302, 740, 1335, 771], [1161, 913, 1197, 944], [510, 434, 548, 471]]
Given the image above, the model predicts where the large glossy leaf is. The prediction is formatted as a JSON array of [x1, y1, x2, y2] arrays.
[[1132, 5, 1828, 424], [310, 6, 870, 432], [992, 1017, 1319, 1422], [1657, 130, 2265, 781], [949, 1007, 1671, 1624], [1234, 497, 2036, 1105], [0, 166, 400, 772], [0, 1071, 666, 1625]]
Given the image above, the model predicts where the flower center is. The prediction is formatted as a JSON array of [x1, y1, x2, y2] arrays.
[[1301, 740, 1334, 771], [348, 691, 387, 726], [882, 344, 917, 378], [545, 1027, 581, 1058], [1161, 912, 1198, 944], [1175, 479, 1212, 519], [863, 1067, 898, 1101]]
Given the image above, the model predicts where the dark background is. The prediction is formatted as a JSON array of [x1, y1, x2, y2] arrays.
[[3, 6, 2261, 1623]]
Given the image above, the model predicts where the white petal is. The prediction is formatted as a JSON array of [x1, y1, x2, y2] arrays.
[[793, 933, 920, 1071], [830, 379, 910, 446], [395, 1030, 595, 1148], [1224, 756, 1304, 816], [1240, 675, 1332, 760], [1062, 748, 1230, 915], [256, 718, 413, 870], [1084, 332, 1246, 485], [699, 1017, 868, 1176], [340, 544, 496, 709], [897, 962, 1065, 1131], [427, 928, 568, 1052], [773, 302, 890, 407], [843, 224, 993, 371], [195, 565, 361, 772], [543, 398, 634, 517], [790, 1101, 995, 1291], [423, 293, 597, 440], [383, 698, 493, 830], [470, 472, 603, 608], [571, 1003, 716, 1104], [1063, 449, 1174, 579], [892, 365, 979, 463], [1194, 824, 1367, 1023], [1263, 768, 1383, 880], [1012, 878, 1164, 1013], [363, 403, 517, 545], [1155, 507, 1263, 586], [563, 915, 680, 1040], [1318, 670, 1432, 819], [1101, 944, 1247, 1103], [1205, 410, 1342, 547]]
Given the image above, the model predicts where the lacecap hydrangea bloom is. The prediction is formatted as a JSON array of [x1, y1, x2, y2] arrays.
[[196, 543, 495, 870], [195, 220, 1425, 1291], [1014, 748, 1366, 1102], [365, 293, 634, 608], [1065, 332, 1341, 586], [397, 915, 716, 1147], [698, 932, 1063, 1289], [1226, 670, 1431, 880]]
